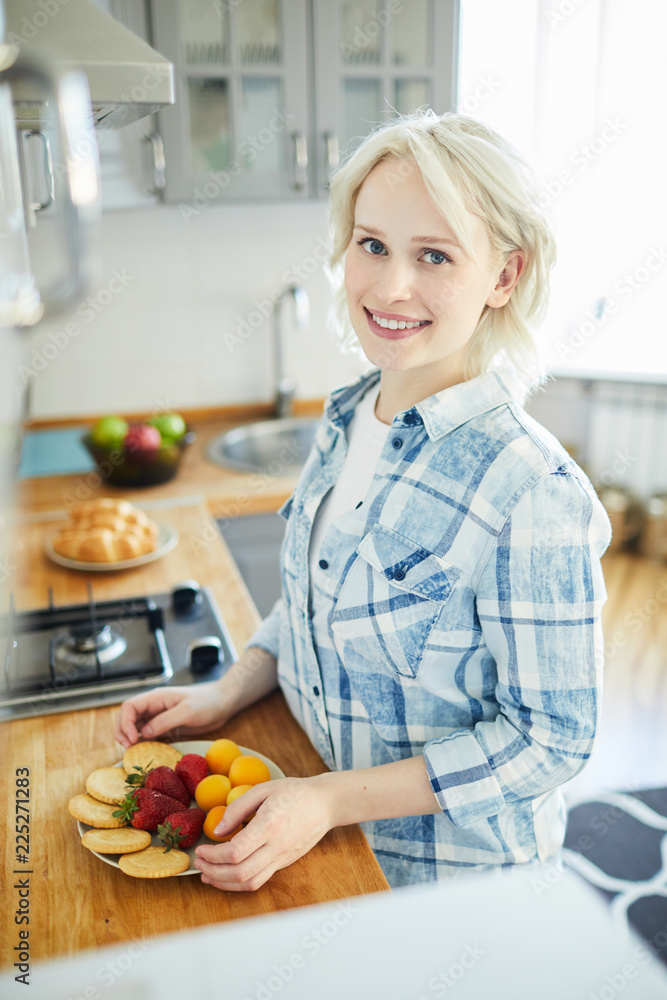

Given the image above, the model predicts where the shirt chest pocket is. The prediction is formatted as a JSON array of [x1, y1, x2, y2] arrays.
[[330, 524, 462, 679]]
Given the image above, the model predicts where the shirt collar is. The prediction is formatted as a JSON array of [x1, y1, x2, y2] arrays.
[[326, 367, 525, 440], [325, 368, 382, 430], [416, 369, 526, 440]]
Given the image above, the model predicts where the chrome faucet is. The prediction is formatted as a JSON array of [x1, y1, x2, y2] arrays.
[[272, 285, 309, 418]]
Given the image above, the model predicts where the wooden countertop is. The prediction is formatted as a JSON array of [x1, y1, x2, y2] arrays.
[[15, 408, 319, 517], [1, 451, 389, 970]]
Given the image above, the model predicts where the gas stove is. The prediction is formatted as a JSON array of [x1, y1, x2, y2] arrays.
[[0, 581, 237, 722]]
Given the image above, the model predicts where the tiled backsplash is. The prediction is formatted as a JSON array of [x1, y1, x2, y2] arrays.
[[23, 200, 367, 419]]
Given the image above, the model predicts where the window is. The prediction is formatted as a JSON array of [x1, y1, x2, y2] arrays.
[[458, 0, 666, 379]]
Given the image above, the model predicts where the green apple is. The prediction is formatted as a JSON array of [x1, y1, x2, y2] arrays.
[[90, 415, 129, 447], [148, 413, 187, 444]]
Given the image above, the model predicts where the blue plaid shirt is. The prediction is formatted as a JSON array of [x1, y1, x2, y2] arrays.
[[249, 367, 612, 887]]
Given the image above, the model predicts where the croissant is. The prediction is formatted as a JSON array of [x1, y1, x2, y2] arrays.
[[54, 498, 159, 562]]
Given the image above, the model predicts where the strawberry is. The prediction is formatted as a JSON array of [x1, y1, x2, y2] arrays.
[[124, 761, 155, 788], [125, 764, 191, 808], [113, 788, 186, 831], [157, 808, 206, 851], [146, 766, 191, 807], [175, 754, 209, 797]]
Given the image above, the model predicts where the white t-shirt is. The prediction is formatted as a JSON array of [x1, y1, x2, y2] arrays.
[[308, 383, 389, 586]]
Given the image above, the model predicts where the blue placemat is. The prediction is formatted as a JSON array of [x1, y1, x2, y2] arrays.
[[19, 427, 96, 478]]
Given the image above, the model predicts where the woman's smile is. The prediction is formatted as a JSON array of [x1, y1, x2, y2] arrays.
[[364, 307, 431, 339]]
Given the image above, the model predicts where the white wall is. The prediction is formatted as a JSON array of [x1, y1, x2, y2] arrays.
[[23, 200, 367, 419]]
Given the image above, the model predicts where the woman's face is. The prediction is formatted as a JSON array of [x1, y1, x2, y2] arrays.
[[344, 157, 513, 387]]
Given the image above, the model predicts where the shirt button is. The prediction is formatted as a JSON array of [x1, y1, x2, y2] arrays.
[[319, 558, 328, 570], [392, 437, 403, 449], [404, 413, 415, 425], [313, 685, 320, 697], [394, 569, 406, 581]]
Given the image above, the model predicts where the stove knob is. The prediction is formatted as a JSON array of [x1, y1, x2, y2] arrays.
[[171, 581, 202, 616], [188, 636, 222, 674]]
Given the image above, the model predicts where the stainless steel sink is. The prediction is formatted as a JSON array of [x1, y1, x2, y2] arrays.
[[206, 417, 319, 476]]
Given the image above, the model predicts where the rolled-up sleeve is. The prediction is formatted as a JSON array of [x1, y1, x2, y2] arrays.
[[423, 470, 612, 828], [246, 597, 284, 660]]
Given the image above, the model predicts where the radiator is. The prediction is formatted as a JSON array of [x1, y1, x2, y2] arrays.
[[584, 380, 667, 500]]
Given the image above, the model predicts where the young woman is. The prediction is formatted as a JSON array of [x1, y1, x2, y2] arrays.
[[115, 112, 612, 891]]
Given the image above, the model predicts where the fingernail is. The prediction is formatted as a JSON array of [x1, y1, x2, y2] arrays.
[[142, 725, 153, 737]]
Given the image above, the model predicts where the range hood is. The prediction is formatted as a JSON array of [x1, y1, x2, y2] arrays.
[[5, 0, 174, 129]]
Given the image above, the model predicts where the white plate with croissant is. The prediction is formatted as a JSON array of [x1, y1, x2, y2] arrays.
[[44, 498, 179, 571]]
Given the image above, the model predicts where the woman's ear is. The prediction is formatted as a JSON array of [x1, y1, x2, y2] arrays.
[[486, 250, 525, 308]]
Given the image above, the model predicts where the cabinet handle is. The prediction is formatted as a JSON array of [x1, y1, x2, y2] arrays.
[[141, 131, 166, 195], [291, 132, 308, 190], [23, 130, 55, 217], [0, 47, 100, 325], [323, 132, 340, 189]]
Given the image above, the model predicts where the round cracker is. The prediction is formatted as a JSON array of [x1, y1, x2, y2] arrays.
[[81, 827, 152, 854], [118, 846, 190, 878], [122, 741, 183, 774], [86, 767, 131, 804], [68, 793, 127, 828]]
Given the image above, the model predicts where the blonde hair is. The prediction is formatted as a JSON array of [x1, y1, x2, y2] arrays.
[[326, 110, 557, 399]]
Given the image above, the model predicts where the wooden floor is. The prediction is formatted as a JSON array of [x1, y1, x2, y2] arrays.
[[562, 548, 667, 803]]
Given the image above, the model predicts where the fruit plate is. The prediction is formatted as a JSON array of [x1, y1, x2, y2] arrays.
[[45, 520, 179, 572], [76, 741, 285, 876]]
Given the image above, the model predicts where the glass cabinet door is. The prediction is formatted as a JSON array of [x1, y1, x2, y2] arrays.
[[313, 0, 459, 192], [152, 0, 309, 203]]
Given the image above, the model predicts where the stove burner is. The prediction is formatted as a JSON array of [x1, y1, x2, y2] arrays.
[[56, 624, 127, 669], [0, 583, 236, 719]]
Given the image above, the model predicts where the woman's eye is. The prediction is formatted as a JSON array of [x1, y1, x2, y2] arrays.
[[423, 249, 449, 265], [357, 238, 387, 256]]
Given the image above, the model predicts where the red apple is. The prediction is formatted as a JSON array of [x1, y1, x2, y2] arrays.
[[124, 423, 162, 452]]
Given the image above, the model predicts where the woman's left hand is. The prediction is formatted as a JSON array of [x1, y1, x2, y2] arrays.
[[193, 776, 332, 891]]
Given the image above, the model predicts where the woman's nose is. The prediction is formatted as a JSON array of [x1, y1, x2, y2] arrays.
[[374, 255, 415, 303]]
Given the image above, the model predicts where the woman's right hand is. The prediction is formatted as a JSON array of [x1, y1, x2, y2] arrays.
[[114, 680, 229, 749]]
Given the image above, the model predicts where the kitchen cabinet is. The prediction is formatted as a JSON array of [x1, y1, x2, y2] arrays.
[[15, 0, 173, 212], [94, 113, 164, 211], [152, 0, 310, 203], [94, 0, 166, 209], [217, 511, 285, 617], [313, 0, 459, 173], [151, 0, 459, 203]]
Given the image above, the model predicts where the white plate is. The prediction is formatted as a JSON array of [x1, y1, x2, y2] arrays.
[[45, 521, 179, 572], [76, 741, 285, 876]]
